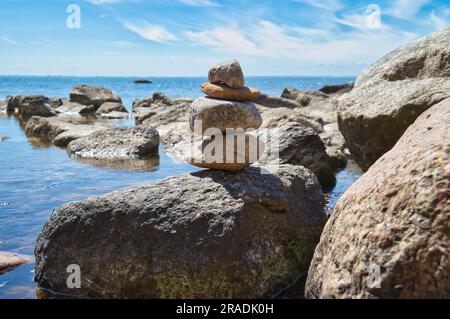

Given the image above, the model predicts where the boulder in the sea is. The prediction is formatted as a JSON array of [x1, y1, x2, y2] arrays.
[[35, 164, 326, 298], [305, 98, 450, 299], [208, 59, 245, 89], [134, 79, 152, 84], [189, 97, 262, 134], [25, 115, 111, 147], [338, 28, 450, 171], [69, 84, 122, 108], [67, 126, 159, 159], [200, 83, 260, 101], [0, 251, 32, 275], [8, 95, 56, 120]]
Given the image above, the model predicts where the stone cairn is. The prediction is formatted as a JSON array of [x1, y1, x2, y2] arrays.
[[187, 60, 265, 171]]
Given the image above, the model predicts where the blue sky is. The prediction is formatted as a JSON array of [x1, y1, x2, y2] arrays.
[[0, 0, 448, 76]]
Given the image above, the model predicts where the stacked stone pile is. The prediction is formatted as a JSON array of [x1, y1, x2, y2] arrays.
[[188, 60, 264, 171]]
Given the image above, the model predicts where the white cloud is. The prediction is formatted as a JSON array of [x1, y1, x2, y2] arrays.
[[177, 0, 219, 7], [0, 35, 20, 45], [428, 10, 450, 30], [123, 21, 178, 43], [184, 19, 418, 69], [87, 0, 125, 5], [386, 0, 431, 20]]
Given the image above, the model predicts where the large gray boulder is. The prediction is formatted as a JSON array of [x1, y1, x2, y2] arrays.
[[208, 59, 245, 88], [69, 85, 122, 108], [35, 164, 326, 298], [189, 97, 262, 134], [67, 126, 159, 159], [338, 28, 450, 171], [305, 98, 450, 299]]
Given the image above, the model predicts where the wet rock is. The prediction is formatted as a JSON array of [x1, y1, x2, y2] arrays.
[[52, 126, 108, 148], [338, 28, 450, 171], [200, 83, 260, 101], [67, 126, 159, 159], [319, 83, 354, 95], [35, 164, 326, 298], [0, 251, 32, 275], [260, 122, 336, 191], [69, 84, 122, 108], [95, 102, 127, 114], [134, 79, 152, 84], [208, 59, 245, 89], [189, 97, 262, 134], [305, 98, 450, 299]]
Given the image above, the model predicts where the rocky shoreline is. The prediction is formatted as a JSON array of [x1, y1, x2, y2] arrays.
[[1, 27, 449, 299]]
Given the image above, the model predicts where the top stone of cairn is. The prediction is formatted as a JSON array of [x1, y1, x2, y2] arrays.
[[208, 59, 245, 89]]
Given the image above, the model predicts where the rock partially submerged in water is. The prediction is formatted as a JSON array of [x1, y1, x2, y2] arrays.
[[67, 126, 159, 159], [69, 84, 122, 109], [25, 115, 111, 147], [134, 79, 152, 84], [8, 95, 56, 120], [305, 98, 450, 299], [0, 251, 32, 275], [35, 164, 325, 298], [95, 102, 127, 115], [338, 28, 450, 171]]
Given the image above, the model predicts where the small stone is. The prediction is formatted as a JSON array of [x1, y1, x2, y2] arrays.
[[189, 97, 262, 135], [208, 59, 245, 89], [200, 83, 260, 101]]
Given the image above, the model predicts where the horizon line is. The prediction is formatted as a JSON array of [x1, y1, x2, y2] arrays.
[[0, 74, 358, 78]]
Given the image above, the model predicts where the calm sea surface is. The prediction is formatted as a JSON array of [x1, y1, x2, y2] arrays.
[[0, 76, 360, 298]]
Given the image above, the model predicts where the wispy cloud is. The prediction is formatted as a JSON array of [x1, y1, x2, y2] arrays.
[[293, 0, 343, 12], [177, 0, 219, 7], [123, 21, 178, 43], [386, 0, 431, 20], [0, 35, 20, 45]]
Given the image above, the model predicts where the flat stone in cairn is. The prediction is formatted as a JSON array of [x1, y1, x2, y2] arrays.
[[200, 83, 260, 101]]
